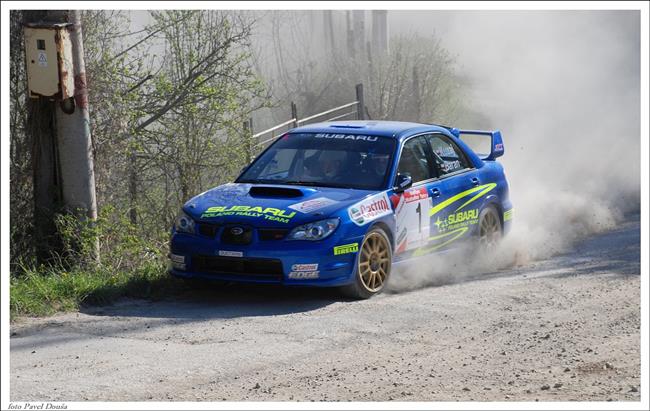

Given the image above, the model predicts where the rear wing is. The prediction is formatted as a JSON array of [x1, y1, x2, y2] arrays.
[[449, 128, 504, 161]]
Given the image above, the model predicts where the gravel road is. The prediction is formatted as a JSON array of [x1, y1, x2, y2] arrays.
[[10, 217, 641, 402]]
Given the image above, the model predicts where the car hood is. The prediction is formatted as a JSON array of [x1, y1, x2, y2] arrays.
[[183, 183, 378, 227]]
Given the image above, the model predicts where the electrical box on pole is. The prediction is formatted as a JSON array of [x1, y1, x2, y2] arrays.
[[24, 23, 74, 100]]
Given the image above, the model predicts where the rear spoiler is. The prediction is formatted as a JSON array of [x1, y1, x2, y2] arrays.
[[448, 128, 504, 161]]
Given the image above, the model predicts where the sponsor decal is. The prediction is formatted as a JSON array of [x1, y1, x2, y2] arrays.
[[288, 271, 320, 279], [218, 250, 243, 257], [314, 133, 379, 142], [448, 209, 478, 224], [169, 254, 186, 271], [441, 160, 462, 173], [289, 197, 338, 213], [291, 263, 319, 272], [403, 187, 428, 203], [494, 143, 504, 151], [348, 192, 392, 226], [434, 146, 457, 157], [201, 205, 296, 224], [394, 187, 431, 253], [333, 243, 359, 255], [349, 206, 363, 224], [433, 208, 480, 233], [504, 208, 513, 221], [169, 254, 185, 264]]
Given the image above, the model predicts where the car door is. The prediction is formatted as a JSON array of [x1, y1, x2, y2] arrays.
[[392, 135, 436, 255], [417, 133, 483, 253]]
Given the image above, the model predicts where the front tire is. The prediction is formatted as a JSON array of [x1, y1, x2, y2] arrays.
[[342, 227, 392, 299]]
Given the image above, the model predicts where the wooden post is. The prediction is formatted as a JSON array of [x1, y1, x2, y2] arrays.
[[291, 102, 298, 128], [25, 10, 66, 264], [356, 83, 365, 120]]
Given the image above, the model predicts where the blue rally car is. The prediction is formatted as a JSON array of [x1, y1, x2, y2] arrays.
[[169, 121, 512, 298]]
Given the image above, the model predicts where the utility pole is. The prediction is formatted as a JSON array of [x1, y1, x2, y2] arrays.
[[24, 10, 98, 263], [25, 10, 65, 264], [371, 10, 389, 55], [352, 11, 365, 61]]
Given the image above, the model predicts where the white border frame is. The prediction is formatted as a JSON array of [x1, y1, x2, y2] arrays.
[[2, 2, 648, 410]]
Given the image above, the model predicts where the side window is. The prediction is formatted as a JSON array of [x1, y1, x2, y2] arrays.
[[427, 134, 470, 175], [396, 136, 435, 184]]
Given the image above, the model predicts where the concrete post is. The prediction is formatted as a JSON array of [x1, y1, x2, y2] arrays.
[[55, 10, 99, 260], [55, 10, 97, 220]]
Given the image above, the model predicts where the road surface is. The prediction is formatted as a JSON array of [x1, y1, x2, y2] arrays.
[[10, 216, 640, 401]]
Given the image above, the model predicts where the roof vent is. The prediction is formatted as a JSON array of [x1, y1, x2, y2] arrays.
[[329, 124, 366, 129]]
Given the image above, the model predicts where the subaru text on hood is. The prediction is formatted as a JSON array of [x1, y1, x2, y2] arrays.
[[169, 121, 513, 299]]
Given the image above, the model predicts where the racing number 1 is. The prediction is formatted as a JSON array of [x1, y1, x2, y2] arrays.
[[394, 187, 431, 252]]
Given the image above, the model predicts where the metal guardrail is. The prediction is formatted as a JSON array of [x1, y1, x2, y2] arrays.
[[249, 84, 366, 153], [253, 118, 297, 147], [296, 101, 359, 126]]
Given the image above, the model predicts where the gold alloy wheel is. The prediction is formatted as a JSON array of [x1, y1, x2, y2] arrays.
[[358, 231, 391, 292], [479, 209, 502, 248]]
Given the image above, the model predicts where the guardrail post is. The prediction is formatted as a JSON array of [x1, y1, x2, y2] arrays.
[[356, 83, 365, 120], [291, 102, 298, 128]]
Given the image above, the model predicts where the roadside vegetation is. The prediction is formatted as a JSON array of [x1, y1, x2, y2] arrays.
[[9, 206, 184, 319]]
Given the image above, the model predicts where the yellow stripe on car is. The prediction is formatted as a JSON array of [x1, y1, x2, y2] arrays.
[[412, 226, 469, 257], [429, 183, 497, 217]]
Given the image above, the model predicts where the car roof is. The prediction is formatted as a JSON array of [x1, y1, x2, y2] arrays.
[[290, 120, 453, 140]]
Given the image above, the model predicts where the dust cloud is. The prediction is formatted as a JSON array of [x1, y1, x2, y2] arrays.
[[387, 10, 640, 292]]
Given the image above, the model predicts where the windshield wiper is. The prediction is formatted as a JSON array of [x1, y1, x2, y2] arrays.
[[282, 180, 350, 188], [239, 179, 351, 189], [281, 180, 323, 186]]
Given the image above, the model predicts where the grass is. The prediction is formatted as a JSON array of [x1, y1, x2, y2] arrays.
[[10, 262, 186, 320]]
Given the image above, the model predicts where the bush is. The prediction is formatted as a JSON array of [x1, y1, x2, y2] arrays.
[[10, 206, 183, 319]]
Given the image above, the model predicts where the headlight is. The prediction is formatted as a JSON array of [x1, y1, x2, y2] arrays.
[[287, 218, 340, 241], [174, 211, 195, 234]]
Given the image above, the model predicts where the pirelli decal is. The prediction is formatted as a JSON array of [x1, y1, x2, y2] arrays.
[[504, 208, 513, 222], [334, 243, 359, 255]]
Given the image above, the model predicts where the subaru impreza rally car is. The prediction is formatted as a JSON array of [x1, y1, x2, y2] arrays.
[[169, 121, 512, 298]]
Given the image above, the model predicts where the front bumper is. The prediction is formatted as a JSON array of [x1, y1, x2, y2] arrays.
[[169, 230, 364, 287]]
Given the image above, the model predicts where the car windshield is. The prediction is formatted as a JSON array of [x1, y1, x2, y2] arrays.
[[237, 133, 395, 190]]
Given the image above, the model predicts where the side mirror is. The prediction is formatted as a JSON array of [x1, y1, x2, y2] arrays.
[[393, 173, 412, 193]]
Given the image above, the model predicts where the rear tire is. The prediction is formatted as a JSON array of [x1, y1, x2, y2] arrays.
[[341, 227, 392, 299], [477, 206, 502, 251]]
